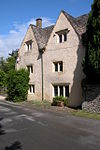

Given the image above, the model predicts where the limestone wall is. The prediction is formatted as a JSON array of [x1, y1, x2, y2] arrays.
[[82, 85, 100, 113]]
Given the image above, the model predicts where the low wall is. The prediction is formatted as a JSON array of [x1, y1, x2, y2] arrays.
[[82, 85, 100, 113]]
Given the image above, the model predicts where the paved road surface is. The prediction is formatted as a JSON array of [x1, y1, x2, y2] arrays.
[[0, 99, 100, 150]]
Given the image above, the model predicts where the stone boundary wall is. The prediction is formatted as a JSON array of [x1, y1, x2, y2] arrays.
[[82, 85, 100, 113]]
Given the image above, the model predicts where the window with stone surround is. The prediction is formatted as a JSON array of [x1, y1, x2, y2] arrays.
[[27, 65, 33, 74], [53, 85, 69, 97], [28, 85, 35, 94], [25, 40, 32, 51], [53, 61, 63, 72], [56, 28, 69, 43]]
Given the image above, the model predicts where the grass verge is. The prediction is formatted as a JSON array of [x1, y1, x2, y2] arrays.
[[71, 110, 100, 120]]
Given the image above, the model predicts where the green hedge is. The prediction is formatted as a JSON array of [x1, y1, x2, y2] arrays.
[[7, 69, 29, 102]]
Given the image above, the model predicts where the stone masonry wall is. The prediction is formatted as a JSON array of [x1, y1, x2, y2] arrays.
[[82, 85, 100, 113]]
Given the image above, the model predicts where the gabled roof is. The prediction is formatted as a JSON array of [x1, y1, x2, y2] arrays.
[[29, 10, 88, 50], [30, 24, 54, 50], [62, 10, 88, 37]]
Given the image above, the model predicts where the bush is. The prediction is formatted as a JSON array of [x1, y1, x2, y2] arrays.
[[52, 96, 69, 106], [7, 69, 29, 102]]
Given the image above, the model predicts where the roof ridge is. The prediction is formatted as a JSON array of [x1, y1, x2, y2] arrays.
[[43, 25, 55, 30]]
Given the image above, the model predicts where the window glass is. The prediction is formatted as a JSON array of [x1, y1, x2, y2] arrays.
[[53, 85, 69, 97], [27, 65, 33, 74], [65, 86, 69, 97], [55, 63, 58, 72], [29, 85, 35, 93], [54, 86, 58, 97], [59, 86, 63, 96], [64, 33, 67, 41], [59, 35, 62, 43], [59, 62, 63, 72]]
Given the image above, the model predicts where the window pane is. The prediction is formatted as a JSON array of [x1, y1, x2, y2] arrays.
[[30, 43, 32, 49], [27, 66, 30, 73], [59, 86, 63, 96], [32, 85, 34, 93], [55, 63, 58, 72], [54, 86, 58, 96], [29, 85, 32, 93], [65, 86, 69, 97], [59, 62, 63, 72], [27, 44, 29, 51], [31, 66, 33, 73], [64, 33, 67, 41], [59, 35, 62, 43]]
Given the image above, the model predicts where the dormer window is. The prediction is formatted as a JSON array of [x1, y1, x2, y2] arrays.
[[56, 29, 69, 43], [25, 40, 32, 52], [58, 33, 67, 43]]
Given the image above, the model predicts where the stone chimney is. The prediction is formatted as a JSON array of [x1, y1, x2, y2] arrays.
[[36, 18, 42, 28]]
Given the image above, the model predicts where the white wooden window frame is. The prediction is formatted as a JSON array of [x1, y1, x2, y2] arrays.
[[27, 65, 33, 75], [53, 85, 69, 97], [28, 85, 35, 94], [26, 41, 32, 52], [53, 61, 63, 72]]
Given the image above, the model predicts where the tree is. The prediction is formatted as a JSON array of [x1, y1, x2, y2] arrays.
[[0, 57, 6, 71], [0, 70, 6, 88], [7, 69, 29, 102], [84, 0, 100, 83], [5, 50, 18, 73]]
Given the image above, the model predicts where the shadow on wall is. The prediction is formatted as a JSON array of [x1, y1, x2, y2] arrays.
[[69, 39, 85, 107]]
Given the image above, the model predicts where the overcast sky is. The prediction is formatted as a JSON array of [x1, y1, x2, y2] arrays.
[[0, 0, 93, 58]]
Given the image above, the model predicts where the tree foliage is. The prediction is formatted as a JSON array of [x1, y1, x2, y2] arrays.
[[0, 69, 6, 87], [83, 0, 100, 83], [0, 50, 18, 73], [7, 69, 29, 102]]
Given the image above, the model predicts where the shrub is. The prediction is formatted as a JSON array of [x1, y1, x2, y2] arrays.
[[53, 96, 69, 106], [7, 69, 29, 102]]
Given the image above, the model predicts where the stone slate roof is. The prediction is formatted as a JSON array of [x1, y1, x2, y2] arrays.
[[30, 24, 54, 49], [30, 10, 88, 49], [62, 10, 88, 37]]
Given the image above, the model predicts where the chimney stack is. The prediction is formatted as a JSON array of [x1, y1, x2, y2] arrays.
[[36, 18, 42, 28]]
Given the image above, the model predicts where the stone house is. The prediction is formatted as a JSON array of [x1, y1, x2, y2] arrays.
[[16, 10, 88, 107]]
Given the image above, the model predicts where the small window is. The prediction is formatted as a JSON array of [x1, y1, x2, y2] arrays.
[[27, 65, 33, 74], [26, 41, 32, 51], [57, 32, 67, 43], [53, 61, 63, 72], [29, 85, 35, 94]]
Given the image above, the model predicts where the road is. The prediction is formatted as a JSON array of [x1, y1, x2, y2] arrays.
[[0, 99, 100, 150]]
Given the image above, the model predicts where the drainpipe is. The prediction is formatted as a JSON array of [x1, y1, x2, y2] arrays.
[[40, 48, 45, 101]]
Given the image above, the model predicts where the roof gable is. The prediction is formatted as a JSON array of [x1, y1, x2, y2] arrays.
[[62, 10, 88, 37], [30, 24, 54, 50]]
